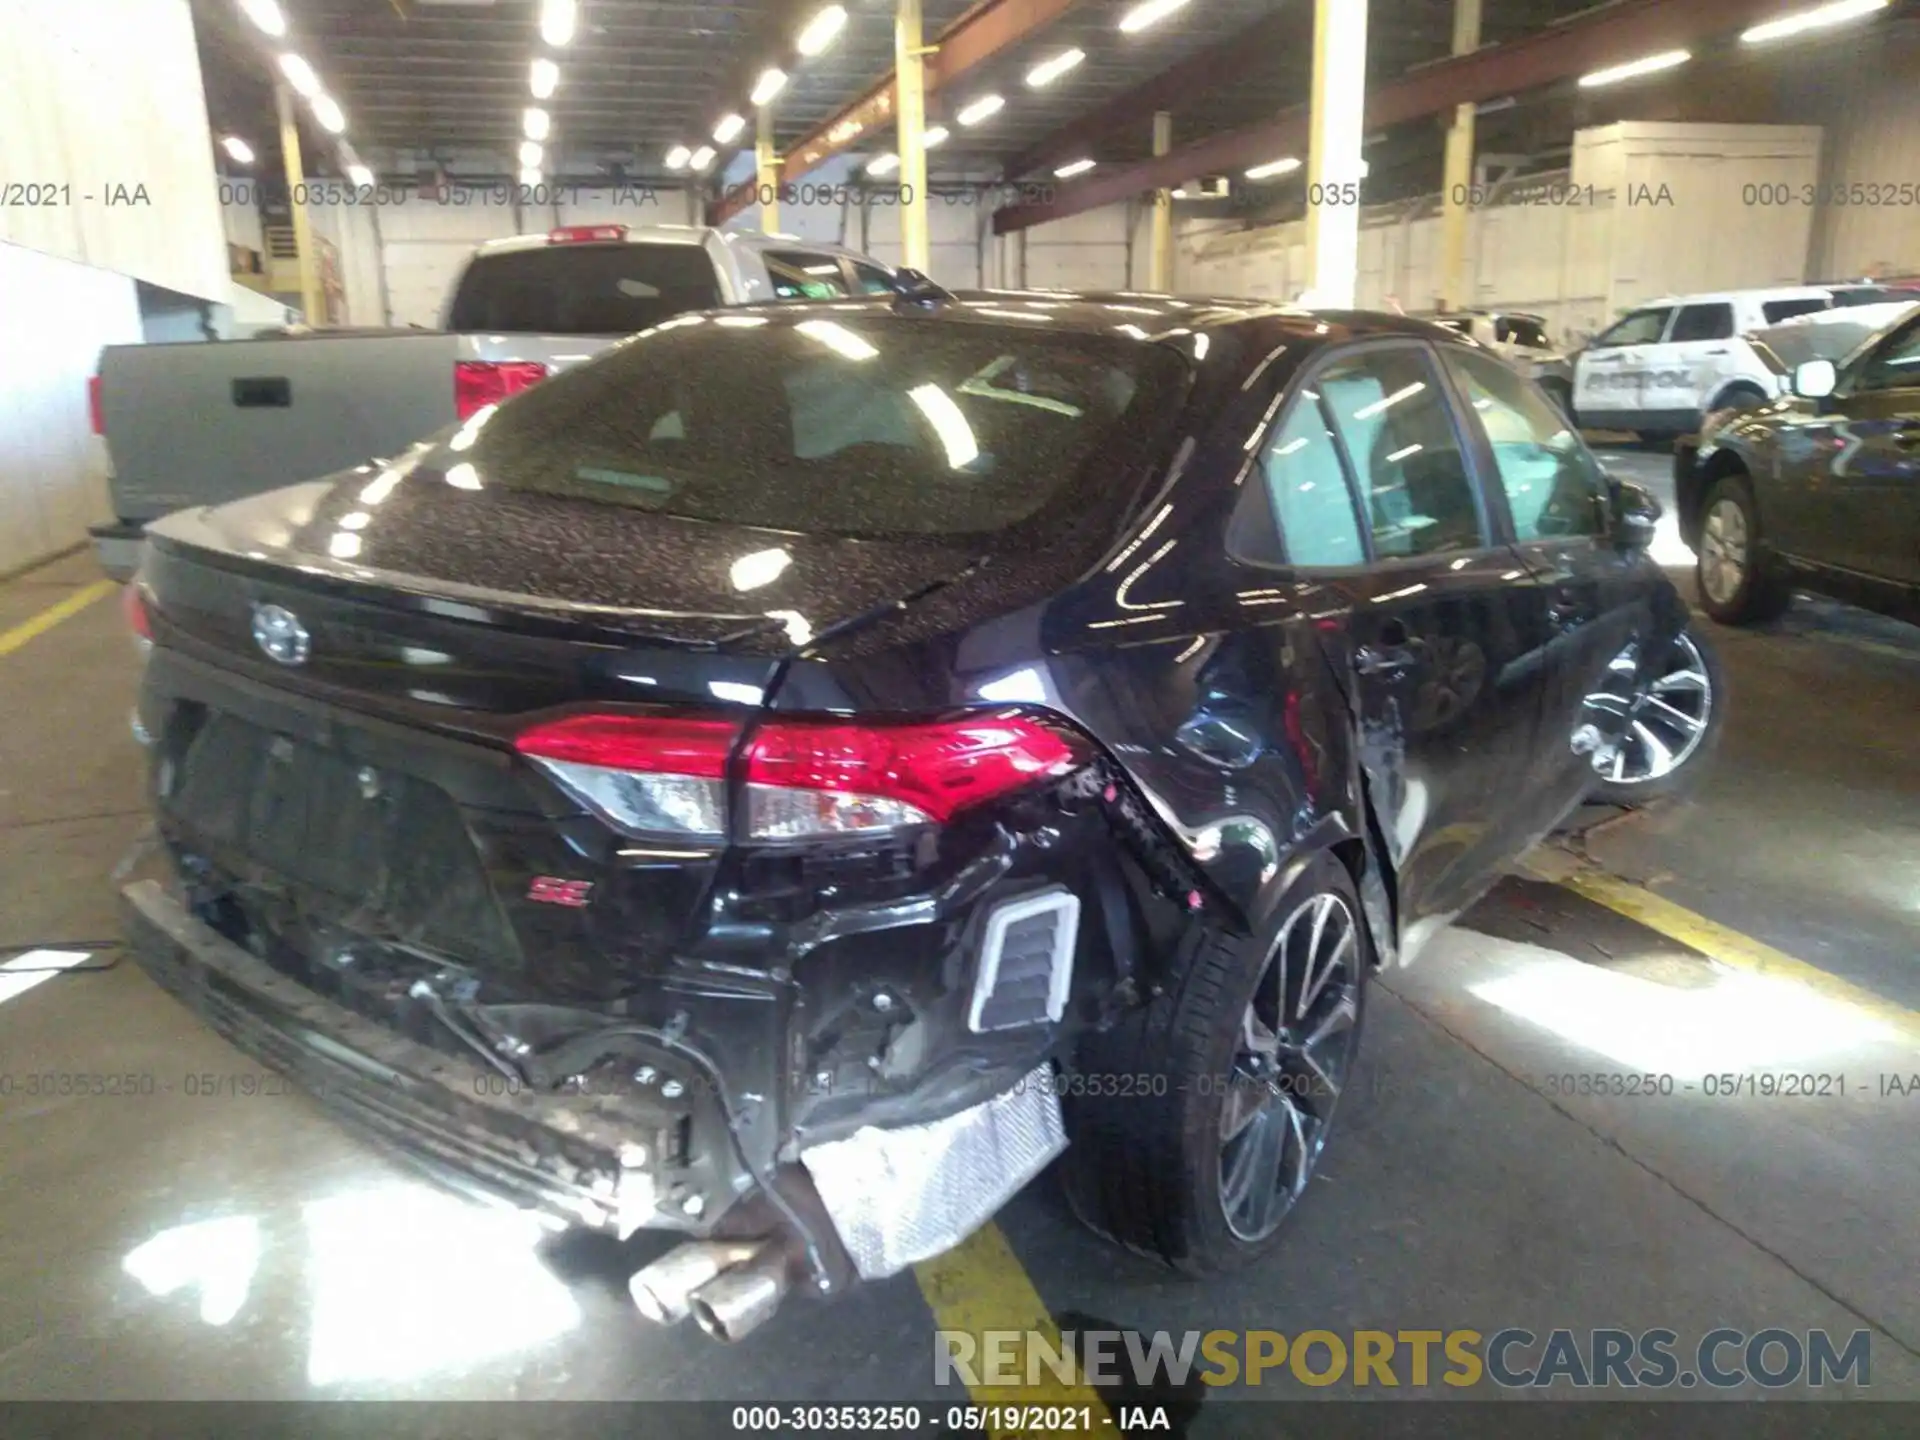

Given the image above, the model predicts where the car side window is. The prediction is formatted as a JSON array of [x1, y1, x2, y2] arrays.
[[1260, 394, 1367, 567], [764, 251, 853, 300], [1443, 349, 1611, 541], [1498, 317, 1551, 350], [1763, 297, 1830, 323], [1316, 347, 1487, 559], [850, 262, 895, 295], [1854, 319, 1920, 394], [1669, 303, 1734, 343], [1592, 308, 1671, 348]]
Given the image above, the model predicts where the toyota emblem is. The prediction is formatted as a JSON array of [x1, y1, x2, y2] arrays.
[[252, 604, 311, 665]]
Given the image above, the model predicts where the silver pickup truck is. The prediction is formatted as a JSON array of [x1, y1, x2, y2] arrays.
[[90, 225, 894, 577]]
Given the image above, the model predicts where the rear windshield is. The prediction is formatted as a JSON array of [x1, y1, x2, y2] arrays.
[[464, 313, 1189, 539], [445, 243, 722, 335]]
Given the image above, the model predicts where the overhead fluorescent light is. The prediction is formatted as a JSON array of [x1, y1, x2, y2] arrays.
[[278, 54, 320, 97], [796, 5, 848, 57], [795, 320, 879, 361], [347, 163, 374, 187], [909, 385, 980, 469], [1054, 158, 1096, 178], [220, 135, 255, 165], [1118, 0, 1190, 33], [751, 68, 788, 106], [1026, 48, 1085, 88], [867, 153, 900, 176], [713, 113, 746, 145], [956, 95, 1004, 127], [1742, 0, 1888, 44], [530, 57, 559, 99], [689, 145, 716, 172], [524, 108, 550, 141], [1578, 49, 1690, 87], [519, 166, 542, 186], [923, 125, 950, 148], [311, 94, 345, 134], [665, 145, 691, 170], [540, 0, 577, 47], [238, 0, 286, 38], [519, 140, 544, 168], [1245, 156, 1301, 180]]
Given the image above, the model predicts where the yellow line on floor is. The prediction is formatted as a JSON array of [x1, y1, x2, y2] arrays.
[[0, 579, 115, 659], [1554, 866, 1920, 1046], [914, 1222, 1111, 1434]]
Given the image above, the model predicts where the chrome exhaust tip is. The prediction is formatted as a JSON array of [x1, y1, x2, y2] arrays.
[[628, 1239, 765, 1326], [688, 1244, 791, 1343]]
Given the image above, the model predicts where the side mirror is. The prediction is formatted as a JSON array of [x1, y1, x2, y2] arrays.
[[1610, 477, 1661, 552], [1793, 359, 1838, 400]]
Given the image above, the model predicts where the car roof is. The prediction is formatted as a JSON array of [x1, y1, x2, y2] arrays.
[[470, 225, 872, 259], [1763, 299, 1919, 333], [1639, 285, 1838, 307], [696, 289, 1470, 350]]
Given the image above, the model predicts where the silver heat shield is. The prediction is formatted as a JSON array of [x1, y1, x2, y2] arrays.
[[800, 1065, 1066, 1280]]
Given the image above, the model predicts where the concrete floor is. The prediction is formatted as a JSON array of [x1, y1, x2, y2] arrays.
[[2, 457, 1916, 1420]]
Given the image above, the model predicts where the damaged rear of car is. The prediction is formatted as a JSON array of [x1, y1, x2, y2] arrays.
[[120, 296, 1691, 1339], [119, 300, 1269, 1339]]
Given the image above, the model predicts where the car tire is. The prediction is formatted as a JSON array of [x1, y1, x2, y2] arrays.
[[1695, 473, 1791, 625], [1583, 623, 1727, 807], [1059, 850, 1369, 1276], [1710, 384, 1769, 419]]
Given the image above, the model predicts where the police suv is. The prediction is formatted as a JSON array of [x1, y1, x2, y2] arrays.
[[1570, 282, 1916, 437]]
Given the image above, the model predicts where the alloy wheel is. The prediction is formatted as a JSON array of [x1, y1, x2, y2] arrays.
[[1699, 498, 1748, 606], [1581, 634, 1714, 786], [1218, 891, 1361, 1242]]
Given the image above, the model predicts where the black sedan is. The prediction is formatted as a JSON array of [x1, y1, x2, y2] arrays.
[[1678, 301, 1920, 625], [117, 291, 1715, 1342]]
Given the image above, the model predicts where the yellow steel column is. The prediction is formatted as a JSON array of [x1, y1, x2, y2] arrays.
[[275, 83, 323, 325], [895, 0, 931, 272], [1149, 111, 1174, 291], [757, 107, 780, 233], [1302, 0, 1369, 307], [1439, 0, 1483, 309]]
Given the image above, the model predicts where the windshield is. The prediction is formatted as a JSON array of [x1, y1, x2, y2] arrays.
[[445, 243, 723, 335], [459, 312, 1191, 539], [1749, 302, 1920, 374]]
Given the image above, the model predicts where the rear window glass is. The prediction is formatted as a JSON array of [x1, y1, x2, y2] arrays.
[[446, 243, 722, 335], [1496, 316, 1551, 349], [464, 316, 1189, 539]]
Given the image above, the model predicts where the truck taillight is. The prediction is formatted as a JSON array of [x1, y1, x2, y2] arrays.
[[454, 360, 549, 420], [121, 583, 153, 648], [548, 225, 627, 244], [513, 711, 1086, 841], [88, 375, 105, 435]]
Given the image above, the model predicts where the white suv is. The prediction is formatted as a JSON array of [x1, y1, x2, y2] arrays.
[[1570, 282, 1913, 437]]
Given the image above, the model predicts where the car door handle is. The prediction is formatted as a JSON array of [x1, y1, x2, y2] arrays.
[[1894, 426, 1920, 449], [1355, 644, 1416, 677], [1702, 348, 1729, 356]]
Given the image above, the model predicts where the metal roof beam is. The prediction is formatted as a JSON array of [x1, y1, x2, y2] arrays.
[[992, 0, 1796, 234]]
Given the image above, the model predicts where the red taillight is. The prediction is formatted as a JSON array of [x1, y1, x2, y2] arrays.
[[122, 583, 152, 642], [454, 360, 550, 420], [512, 711, 1085, 840], [744, 716, 1083, 826], [88, 374, 105, 435], [548, 225, 628, 245], [514, 713, 739, 777]]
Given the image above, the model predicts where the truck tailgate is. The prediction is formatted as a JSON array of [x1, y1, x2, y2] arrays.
[[100, 331, 462, 521]]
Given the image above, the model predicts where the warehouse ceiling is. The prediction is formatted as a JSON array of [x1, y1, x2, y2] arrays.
[[190, 0, 1916, 210]]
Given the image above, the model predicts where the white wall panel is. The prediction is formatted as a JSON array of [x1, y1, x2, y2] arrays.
[[0, 244, 142, 573], [0, 0, 226, 302], [1024, 204, 1132, 291], [373, 203, 514, 327], [1804, 27, 1920, 281]]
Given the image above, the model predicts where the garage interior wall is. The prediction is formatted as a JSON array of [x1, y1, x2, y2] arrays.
[[0, 0, 228, 573]]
